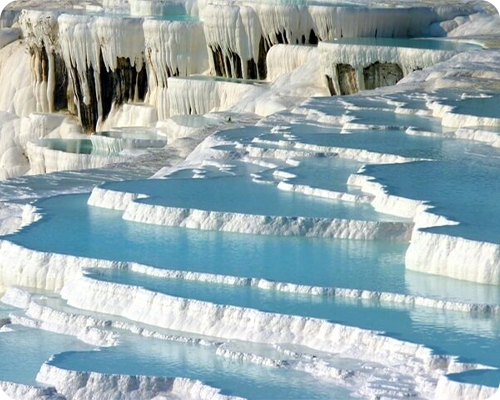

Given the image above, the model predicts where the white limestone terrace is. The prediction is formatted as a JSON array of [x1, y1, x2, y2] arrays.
[[289, 43, 500, 288], [1, 271, 496, 400], [1, 2, 500, 400], [9, 0, 490, 132]]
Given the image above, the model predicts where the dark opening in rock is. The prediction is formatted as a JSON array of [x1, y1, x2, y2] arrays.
[[363, 62, 404, 90]]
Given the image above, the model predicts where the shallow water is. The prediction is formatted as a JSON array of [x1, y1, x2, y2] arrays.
[[49, 332, 353, 400], [86, 268, 500, 371], [3, 82, 500, 395], [5, 193, 409, 292], [362, 156, 500, 242], [330, 37, 483, 51], [0, 325, 92, 385]]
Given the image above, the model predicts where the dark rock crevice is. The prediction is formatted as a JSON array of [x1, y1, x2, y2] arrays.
[[363, 62, 404, 90], [325, 75, 336, 96], [336, 64, 358, 95], [68, 53, 148, 133]]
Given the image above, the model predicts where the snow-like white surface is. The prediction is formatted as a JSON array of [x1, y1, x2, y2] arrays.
[[52, 272, 495, 400], [4, 291, 119, 346], [1, 1, 500, 399], [266, 44, 318, 82], [0, 240, 121, 292], [143, 19, 208, 119], [26, 141, 126, 175], [167, 77, 261, 117], [59, 276, 437, 367], [0, 381, 64, 400], [36, 364, 244, 400]]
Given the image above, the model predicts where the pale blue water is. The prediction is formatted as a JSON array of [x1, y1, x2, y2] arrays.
[[362, 157, 500, 243], [85, 268, 500, 373], [3, 89, 500, 394], [0, 325, 92, 385], [279, 156, 365, 193], [5, 194, 408, 292], [48, 333, 353, 399], [438, 93, 500, 119], [257, 129, 477, 160], [344, 109, 450, 133], [3, 190, 500, 389], [97, 174, 404, 221], [38, 139, 95, 155], [331, 37, 483, 51]]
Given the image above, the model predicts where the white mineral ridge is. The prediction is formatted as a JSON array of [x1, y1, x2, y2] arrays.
[[0, 382, 63, 400], [406, 229, 500, 284], [447, 13, 500, 37], [37, 364, 243, 400], [1, 286, 32, 309], [166, 76, 261, 117], [60, 275, 449, 373], [0, 240, 126, 292], [245, 142, 419, 164], [348, 170, 500, 284], [3, 239, 497, 317], [88, 186, 147, 210], [121, 261, 500, 314], [201, 0, 470, 80], [0, 203, 39, 236], [277, 181, 373, 204], [98, 103, 158, 131], [143, 19, 208, 119], [347, 172, 450, 227], [5, 292, 118, 347], [121, 201, 413, 240], [201, 4, 261, 79]]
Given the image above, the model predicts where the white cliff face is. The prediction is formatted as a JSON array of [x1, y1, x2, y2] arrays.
[[266, 44, 317, 82], [406, 230, 500, 285], [58, 13, 147, 131], [18, 10, 64, 114], [19, 9, 210, 132], [200, 0, 479, 80], [0, 41, 36, 117], [166, 76, 261, 117], [202, 4, 263, 80], [143, 19, 208, 119]]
